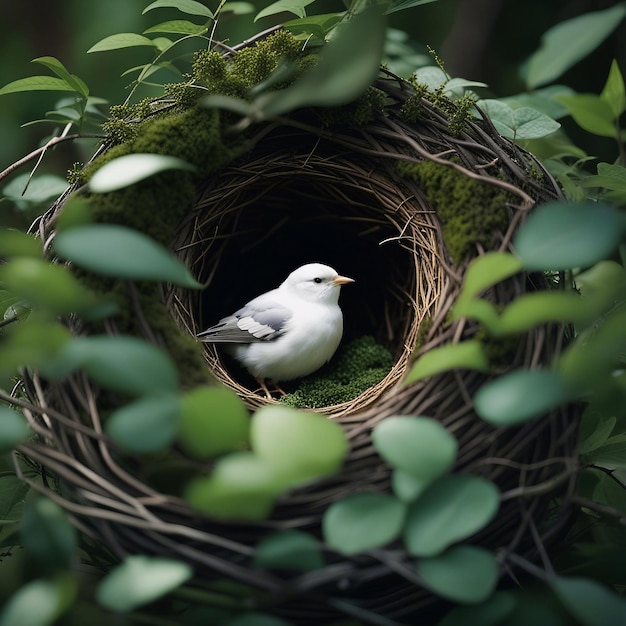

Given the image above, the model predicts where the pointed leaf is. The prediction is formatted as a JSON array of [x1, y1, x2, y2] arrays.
[[405, 340, 489, 383], [387, 0, 439, 13], [88, 33, 158, 53], [97, 556, 192, 612], [53, 224, 201, 288], [404, 475, 500, 557], [526, 4, 626, 88], [254, 530, 324, 571], [323, 492, 406, 555], [474, 368, 569, 426], [143, 0, 213, 17], [510, 107, 560, 139], [601, 59, 626, 118], [143, 20, 208, 35], [0, 76, 77, 96], [0, 406, 32, 453], [556, 93, 617, 137], [178, 386, 250, 459], [417, 546, 499, 604], [372, 416, 457, 483], [106, 394, 180, 454], [0, 473, 30, 525], [32, 57, 89, 98], [255, 1, 316, 21], [89, 153, 196, 192]]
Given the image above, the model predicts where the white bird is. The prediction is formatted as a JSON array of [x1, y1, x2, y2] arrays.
[[197, 263, 354, 398]]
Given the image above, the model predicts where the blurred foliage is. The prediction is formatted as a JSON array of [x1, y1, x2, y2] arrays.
[[1, 0, 626, 625]]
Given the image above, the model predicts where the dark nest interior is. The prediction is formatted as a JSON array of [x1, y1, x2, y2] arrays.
[[16, 65, 581, 624]]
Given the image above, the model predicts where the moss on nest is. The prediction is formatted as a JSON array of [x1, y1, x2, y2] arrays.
[[280, 336, 394, 409], [397, 160, 512, 265]]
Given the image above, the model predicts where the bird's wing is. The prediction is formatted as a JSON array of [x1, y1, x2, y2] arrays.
[[197, 298, 292, 344]]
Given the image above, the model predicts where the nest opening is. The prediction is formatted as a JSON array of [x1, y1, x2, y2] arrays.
[[169, 139, 444, 413]]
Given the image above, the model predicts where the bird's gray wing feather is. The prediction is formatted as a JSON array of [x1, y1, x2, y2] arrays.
[[197, 300, 292, 343]]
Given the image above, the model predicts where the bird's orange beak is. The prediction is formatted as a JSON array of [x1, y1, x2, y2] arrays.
[[333, 275, 355, 285]]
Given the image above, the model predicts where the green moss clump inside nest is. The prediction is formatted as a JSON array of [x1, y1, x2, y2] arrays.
[[280, 335, 394, 409], [397, 160, 512, 265]]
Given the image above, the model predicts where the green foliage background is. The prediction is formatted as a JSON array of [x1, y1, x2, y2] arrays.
[[1, 1, 626, 625]]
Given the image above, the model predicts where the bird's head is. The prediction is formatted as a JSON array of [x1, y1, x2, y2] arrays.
[[281, 263, 354, 304]]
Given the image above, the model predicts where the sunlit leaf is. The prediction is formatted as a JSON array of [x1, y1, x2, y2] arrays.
[[417, 546, 499, 604], [89, 153, 196, 192], [143, 0, 213, 17], [474, 368, 569, 426], [97, 556, 192, 612], [53, 224, 201, 288], [256, 5, 386, 117], [222, 3, 255, 16], [184, 452, 284, 520], [254, 530, 324, 571], [0, 76, 77, 96], [143, 20, 208, 35], [551, 576, 626, 626], [405, 341, 489, 383], [178, 386, 250, 459], [32, 57, 89, 99], [106, 394, 180, 454], [477, 100, 560, 139], [250, 405, 348, 484], [0, 576, 76, 626], [87, 33, 158, 53], [20, 498, 77, 569], [404, 475, 500, 557], [555, 93, 617, 138], [514, 201, 625, 271], [323, 492, 406, 555], [0, 406, 32, 453], [500, 85, 575, 120], [526, 4, 626, 88], [372, 416, 457, 483], [2, 173, 68, 210], [255, 0, 315, 21]]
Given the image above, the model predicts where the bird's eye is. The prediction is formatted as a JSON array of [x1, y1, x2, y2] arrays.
[[313, 277, 322, 284]]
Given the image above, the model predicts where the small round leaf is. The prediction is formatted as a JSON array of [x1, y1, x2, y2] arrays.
[[323, 492, 406, 556], [404, 475, 500, 557], [392, 469, 431, 503], [0, 406, 32, 453], [178, 386, 249, 459], [254, 530, 324, 572], [372, 416, 457, 483], [96, 556, 192, 612], [474, 368, 570, 426], [416, 545, 499, 604], [251, 405, 348, 484]]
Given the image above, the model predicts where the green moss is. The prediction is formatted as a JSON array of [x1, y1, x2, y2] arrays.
[[397, 160, 512, 265], [314, 86, 387, 127], [280, 335, 394, 409]]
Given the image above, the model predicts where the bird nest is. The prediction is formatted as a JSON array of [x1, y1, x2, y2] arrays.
[[16, 35, 578, 625]]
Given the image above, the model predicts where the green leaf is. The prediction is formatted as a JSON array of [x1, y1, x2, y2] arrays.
[[143, 0, 213, 17], [392, 469, 431, 503], [477, 100, 560, 139], [222, 3, 255, 16], [500, 85, 575, 120], [405, 341, 489, 383], [404, 475, 500, 557], [474, 368, 569, 426], [202, 94, 254, 117], [555, 93, 617, 138], [97, 556, 192, 612], [255, 0, 316, 21], [250, 405, 348, 484], [143, 20, 208, 35], [2, 173, 68, 209], [581, 163, 626, 193], [106, 394, 180, 454], [44, 335, 179, 395], [0, 576, 76, 626], [53, 223, 201, 288], [283, 13, 343, 39], [454, 252, 523, 313], [387, 0, 439, 13], [0, 473, 29, 524], [578, 408, 616, 455], [585, 435, 626, 470], [0, 230, 43, 258], [372, 416, 457, 484], [323, 492, 406, 555], [526, 4, 626, 88], [601, 59, 626, 119], [87, 33, 158, 53], [32, 57, 89, 99], [416, 545, 499, 604], [550, 576, 626, 626], [514, 201, 625, 271], [254, 530, 324, 571], [20, 498, 77, 569], [438, 591, 516, 626], [0, 407, 32, 453], [255, 4, 386, 117], [184, 452, 284, 520], [0, 76, 77, 96], [89, 153, 196, 192], [178, 386, 250, 459]]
